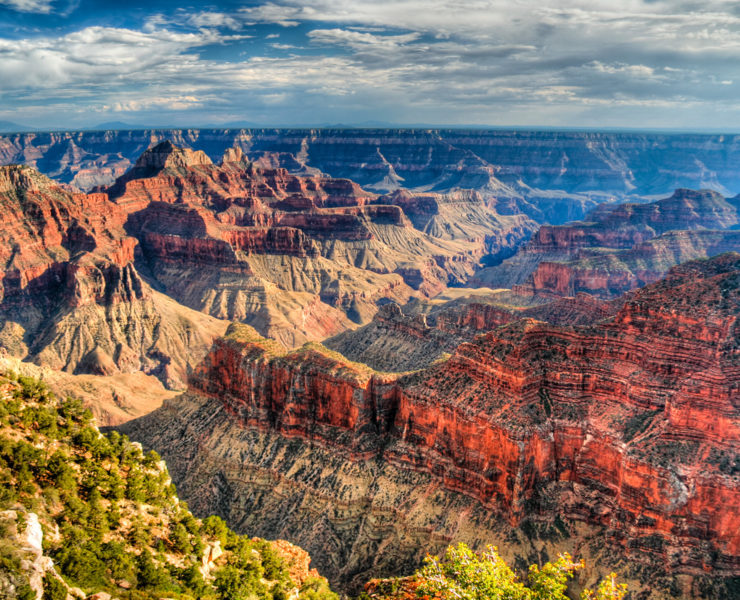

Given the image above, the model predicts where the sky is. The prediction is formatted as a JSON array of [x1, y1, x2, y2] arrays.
[[1, 0, 740, 130]]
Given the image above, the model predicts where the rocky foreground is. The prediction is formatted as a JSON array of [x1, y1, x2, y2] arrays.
[[0, 372, 337, 600], [121, 254, 740, 598]]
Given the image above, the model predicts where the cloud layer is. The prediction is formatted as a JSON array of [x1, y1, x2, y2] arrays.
[[1, 0, 739, 129]]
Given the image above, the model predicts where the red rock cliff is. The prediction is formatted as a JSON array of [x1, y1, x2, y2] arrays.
[[488, 188, 740, 297], [188, 254, 740, 579], [0, 164, 228, 393]]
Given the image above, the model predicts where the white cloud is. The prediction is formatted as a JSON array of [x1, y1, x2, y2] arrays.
[[187, 11, 242, 30], [0, 25, 247, 90], [308, 28, 420, 50], [239, 3, 301, 27], [0, 0, 53, 13], [589, 62, 659, 79], [103, 96, 201, 112], [3, 1, 740, 128]]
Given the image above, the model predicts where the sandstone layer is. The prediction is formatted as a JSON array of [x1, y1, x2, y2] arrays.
[[107, 141, 532, 345], [122, 254, 740, 598]]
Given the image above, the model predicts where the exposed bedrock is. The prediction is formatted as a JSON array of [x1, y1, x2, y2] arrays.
[[476, 188, 740, 295]]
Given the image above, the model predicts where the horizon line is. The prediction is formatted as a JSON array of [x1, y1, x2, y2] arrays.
[[3, 124, 740, 136]]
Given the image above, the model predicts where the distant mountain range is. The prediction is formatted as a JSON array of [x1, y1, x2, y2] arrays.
[[0, 120, 31, 133], [3, 120, 740, 134]]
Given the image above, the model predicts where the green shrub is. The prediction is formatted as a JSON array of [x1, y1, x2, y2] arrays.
[[300, 576, 339, 600], [101, 541, 138, 584], [42, 572, 67, 600], [136, 551, 170, 590], [56, 544, 108, 589], [203, 515, 229, 544], [256, 540, 287, 582], [416, 543, 627, 600], [171, 522, 191, 554], [143, 450, 161, 469], [214, 564, 267, 600]]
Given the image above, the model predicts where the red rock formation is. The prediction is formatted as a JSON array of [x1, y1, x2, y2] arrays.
[[99, 141, 513, 340], [520, 230, 740, 298], [108, 140, 376, 213], [525, 188, 737, 254], [325, 291, 620, 372], [186, 254, 740, 581], [0, 165, 135, 310], [269, 539, 321, 587], [0, 164, 228, 395], [481, 188, 740, 295]]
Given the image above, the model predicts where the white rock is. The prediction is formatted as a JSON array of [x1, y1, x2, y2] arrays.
[[21, 513, 44, 558], [209, 541, 223, 562]]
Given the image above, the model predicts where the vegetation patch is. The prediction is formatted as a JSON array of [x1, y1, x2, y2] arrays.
[[0, 372, 338, 600], [410, 543, 626, 600]]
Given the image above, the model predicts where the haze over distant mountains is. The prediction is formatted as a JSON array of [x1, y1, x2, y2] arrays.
[[4, 128, 740, 205]]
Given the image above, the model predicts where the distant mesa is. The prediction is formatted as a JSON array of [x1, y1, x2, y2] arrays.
[[107, 140, 214, 195], [88, 120, 142, 130]]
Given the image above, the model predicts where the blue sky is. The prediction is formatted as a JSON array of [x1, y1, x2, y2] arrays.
[[1, 0, 740, 130]]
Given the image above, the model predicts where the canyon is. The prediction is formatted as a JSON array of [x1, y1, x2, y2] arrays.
[[3, 129, 740, 223], [0, 130, 738, 599], [5, 128, 740, 302], [109, 141, 531, 344], [475, 188, 740, 297], [0, 139, 532, 421], [121, 253, 740, 599]]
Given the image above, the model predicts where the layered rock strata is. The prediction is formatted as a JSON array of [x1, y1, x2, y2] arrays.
[[107, 142, 532, 344], [476, 189, 740, 296], [0, 141, 534, 400], [4, 129, 740, 224], [519, 229, 740, 298], [0, 164, 227, 399], [122, 254, 740, 598]]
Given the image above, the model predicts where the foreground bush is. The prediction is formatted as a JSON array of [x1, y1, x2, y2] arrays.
[[416, 543, 626, 600], [0, 372, 337, 600]]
